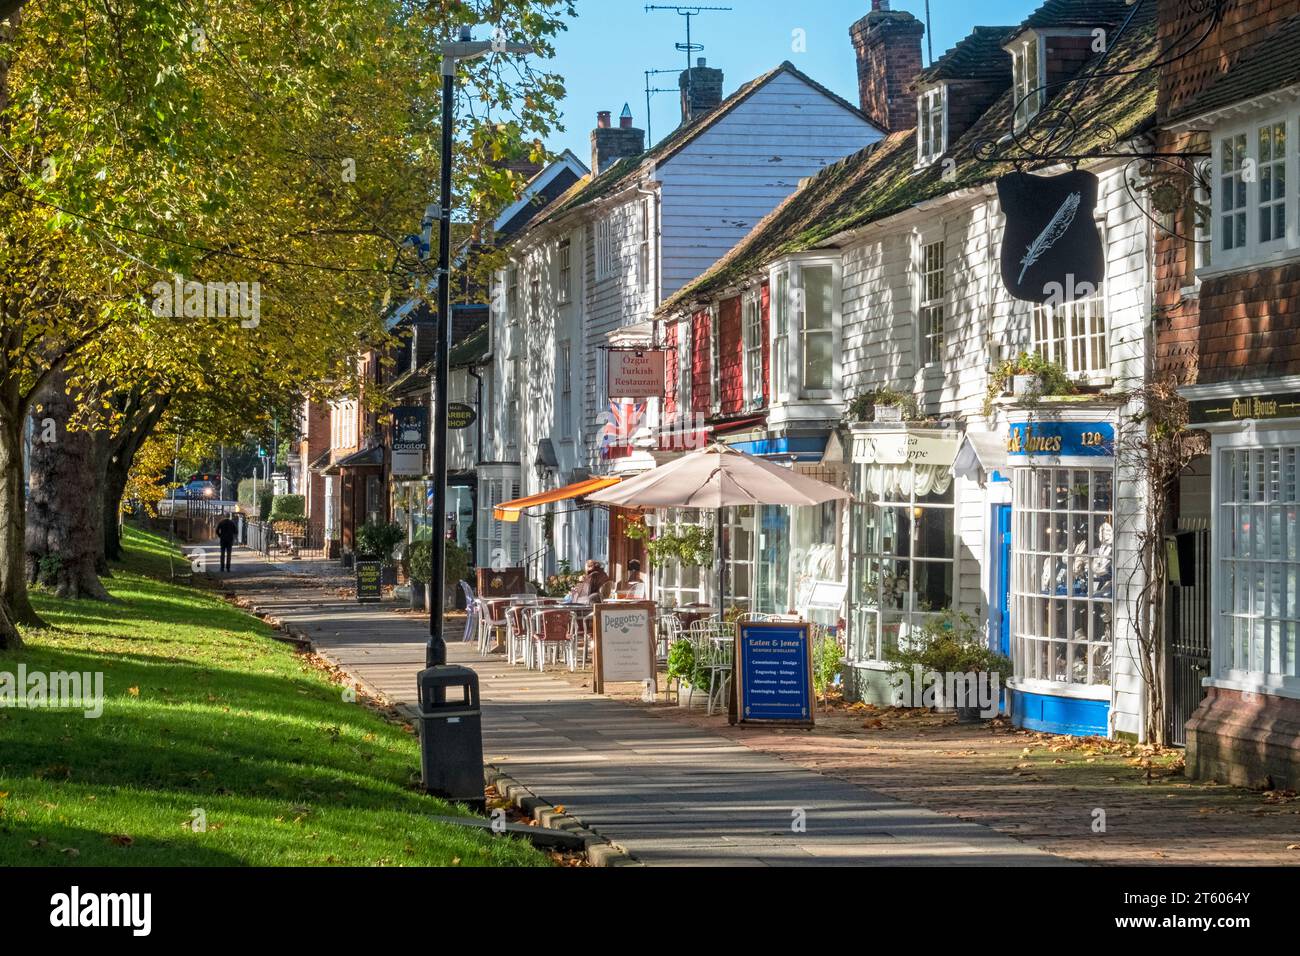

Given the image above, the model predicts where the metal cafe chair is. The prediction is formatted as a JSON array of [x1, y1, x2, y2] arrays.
[[477, 598, 509, 655], [533, 608, 577, 672]]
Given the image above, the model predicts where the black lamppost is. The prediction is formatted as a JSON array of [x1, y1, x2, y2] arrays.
[[427, 26, 531, 668]]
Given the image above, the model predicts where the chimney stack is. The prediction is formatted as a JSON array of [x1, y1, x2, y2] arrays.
[[679, 57, 724, 125], [849, 2, 924, 132], [591, 104, 645, 175]]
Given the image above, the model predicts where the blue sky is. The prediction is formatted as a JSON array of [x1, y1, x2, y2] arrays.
[[542, 0, 1043, 162]]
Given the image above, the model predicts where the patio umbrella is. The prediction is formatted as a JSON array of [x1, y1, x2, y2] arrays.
[[586, 444, 850, 622]]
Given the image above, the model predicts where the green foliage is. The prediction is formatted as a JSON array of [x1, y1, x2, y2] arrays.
[[666, 639, 695, 684], [542, 559, 582, 597], [407, 540, 432, 584], [354, 522, 405, 564], [35, 554, 64, 589], [258, 489, 274, 522], [444, 540, 470, 592], [407, 539, 469, 592], [984, 351, 1077, 416], [886, 610, 1011, 677], [268, 494, 305, 522], [812, 634, 844, 698], [846, 386, 918, 422], [645, 523, 713, 569]]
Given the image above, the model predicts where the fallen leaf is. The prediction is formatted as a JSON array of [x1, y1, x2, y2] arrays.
[[109, 834, 134, 847], [128, 686, 140, 697]]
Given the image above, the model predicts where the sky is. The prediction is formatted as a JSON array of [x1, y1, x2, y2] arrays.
[[541, 0, 1044, 163]]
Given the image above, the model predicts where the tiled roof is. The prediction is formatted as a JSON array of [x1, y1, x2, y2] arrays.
[[660, 0, 1158, 314], [1165, 12, 1300, 124], [914, 26, 1016, 86], [533, 61, 876, 227], [1008, 0, 1135, 40]]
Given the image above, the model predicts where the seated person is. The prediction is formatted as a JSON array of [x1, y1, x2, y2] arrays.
[[570, 560, 610, 603]]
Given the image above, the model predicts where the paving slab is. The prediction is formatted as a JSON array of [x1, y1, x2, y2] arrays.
[[221, 548, 1068, 867]]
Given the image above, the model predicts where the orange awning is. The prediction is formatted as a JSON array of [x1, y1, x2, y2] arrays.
[[493, 477, 622, 522]]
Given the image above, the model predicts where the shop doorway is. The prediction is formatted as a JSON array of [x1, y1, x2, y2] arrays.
[[991, 504, 1012, 657], [1166, 529, 1210, 746]]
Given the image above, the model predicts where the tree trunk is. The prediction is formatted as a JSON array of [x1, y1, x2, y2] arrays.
[[99, 392, 168, 563], [0, 399, 39, 645], [25, 368, 112, 601]]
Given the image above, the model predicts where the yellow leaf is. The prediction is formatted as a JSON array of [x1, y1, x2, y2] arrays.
[[128, 686, 140, 697]]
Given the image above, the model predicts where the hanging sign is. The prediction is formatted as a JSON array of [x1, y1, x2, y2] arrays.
[[997, 170, 1104, 304], [607, 348, 667, 399], [447, 402, 477, 430], [592, 601, 658, 695], [355, 561, 382, 604], [731, 620, 814, 727], [391, 405, 428, 476], [1007, 421, 1115, 459]]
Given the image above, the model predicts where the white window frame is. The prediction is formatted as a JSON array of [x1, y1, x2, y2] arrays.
[[742, 290, 764, 409], [916, 84, 947, 167], [596, 216, 616, 282], [1207, 109, 1300, 273], [793, 257, 840, 400], [1011, 34, 1043, 131], [638, 197, 653, 294], [506, 266, 519, 325], [557, 340, 573, 438], [1210, 429, 1300, 698], [709, 305, 721, 414], [918, 236, 945, 368], [677, 319, 693, 422], [770, 268, 792, 403], [557, 238, 571, 304]]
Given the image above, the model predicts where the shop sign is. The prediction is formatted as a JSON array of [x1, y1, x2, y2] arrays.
[[1007, 421, 1114, 459], [731, 620, 814, 727], [852, 430, 957, 466], [1187, 390, 1300, 426], [997, 170, 1105, 304], [447, 402, 476, 430], [355, 561, 382, 604], [592, 602, 657, 696], [607, 348, 667, 399], [391, 405, 428, 476]]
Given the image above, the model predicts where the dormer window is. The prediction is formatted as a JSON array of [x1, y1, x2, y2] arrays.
[[1010, 34, 1043, 130], [916, 84, 947, 166]]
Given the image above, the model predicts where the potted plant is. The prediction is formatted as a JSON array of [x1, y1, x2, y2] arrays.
[[666, 639, 711, 709], [354, 521, 405, 585], [542, 559, 583, 598], [984, 351, 1076, 416], [886, 610, 1011, 723], [407, 540, 432, 610], [846, 386, 918, 424]]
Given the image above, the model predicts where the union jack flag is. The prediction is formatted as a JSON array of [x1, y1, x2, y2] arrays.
[[600, 400, 645, 457]]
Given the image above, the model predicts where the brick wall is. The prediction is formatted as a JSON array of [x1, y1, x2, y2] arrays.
[[1154, 1, 1300, 386]]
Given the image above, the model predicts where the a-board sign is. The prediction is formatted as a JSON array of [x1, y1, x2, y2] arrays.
[[731, 620, 813, 727], [355, 561, 382, 604], [592, 601, 657, 696]]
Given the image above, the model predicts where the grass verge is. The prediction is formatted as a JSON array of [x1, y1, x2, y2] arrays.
[[0, 526, 547, 867]]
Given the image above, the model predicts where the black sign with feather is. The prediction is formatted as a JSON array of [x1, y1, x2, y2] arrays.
[[997, 170, 1104, 304]]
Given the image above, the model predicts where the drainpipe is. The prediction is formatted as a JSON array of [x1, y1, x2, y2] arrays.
[[466, 364, 484, 464]]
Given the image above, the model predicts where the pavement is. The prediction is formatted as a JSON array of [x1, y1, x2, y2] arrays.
[[210, 543, 1068, 866]]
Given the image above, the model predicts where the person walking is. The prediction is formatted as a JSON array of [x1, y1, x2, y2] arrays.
[[215, 514, 239, 572]]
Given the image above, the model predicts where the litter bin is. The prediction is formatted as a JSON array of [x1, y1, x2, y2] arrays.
[[416, 665, 485, 812]]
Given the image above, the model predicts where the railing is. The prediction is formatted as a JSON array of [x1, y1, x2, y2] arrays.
[[524, 543, 550, 586], [243, 518, 329, 560]]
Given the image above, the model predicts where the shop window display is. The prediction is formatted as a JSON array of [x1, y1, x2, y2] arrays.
[[1011, 468, 1114, 686]]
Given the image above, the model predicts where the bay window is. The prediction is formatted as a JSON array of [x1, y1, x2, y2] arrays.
[[849, 461, 956, 663], [1208, 111, 1300, 269], [801, 265, 834, 391], [772, 271, 790, 402], [1011, 467, 1114, 687], [1216, 443, 1300, 689]]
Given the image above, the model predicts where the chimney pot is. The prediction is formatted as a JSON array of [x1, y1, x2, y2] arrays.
[[596, 110, 611, 129], [592, 107, 645, 175], [620, 103, 634, 129]]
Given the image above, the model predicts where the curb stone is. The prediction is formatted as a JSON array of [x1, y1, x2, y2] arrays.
[[483, 765, 640, 867]]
